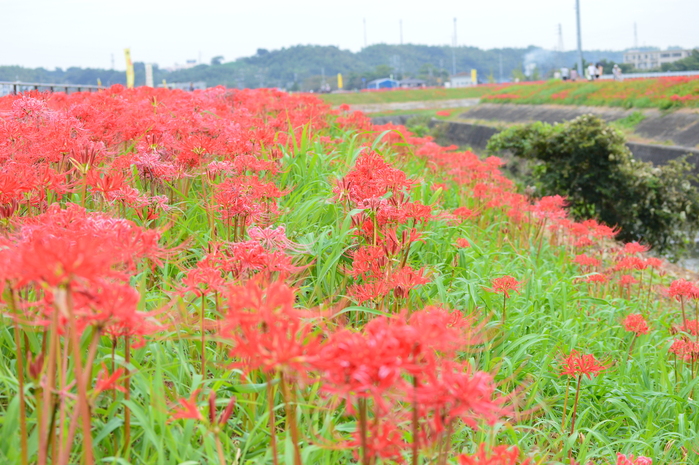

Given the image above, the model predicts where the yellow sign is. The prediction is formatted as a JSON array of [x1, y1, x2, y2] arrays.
[[124, 48, 135, 89], [471, 69, 477, 86], [337, 73, 343, 90]]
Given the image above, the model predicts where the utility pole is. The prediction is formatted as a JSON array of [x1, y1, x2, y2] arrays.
[[452, 18, 457, 76], [634, 22, 638, 48], [111, 53, 115, 70], [558, 24, 564, 52], [400, 19, 403, 45], [499, 53, 503, 83], [575, 0, 583, 76], [363, 18, 367, 48]]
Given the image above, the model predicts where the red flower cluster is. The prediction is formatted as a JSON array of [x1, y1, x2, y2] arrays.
[[458, 444, 531, 465], [488, 276, 522, 298], [560, 350, 607, 379], [622, 314, 649, 335]]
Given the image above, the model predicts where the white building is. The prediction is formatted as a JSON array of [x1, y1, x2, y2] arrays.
[[449, 72, 474, 88], [623, 49, 694, 70]]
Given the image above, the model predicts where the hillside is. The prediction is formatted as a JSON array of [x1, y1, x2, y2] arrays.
[[1, 44, 627, 90]]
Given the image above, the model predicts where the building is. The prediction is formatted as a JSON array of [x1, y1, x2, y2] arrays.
[[449, 72, 474, 88], [398, 78, 426, 88], [623, 49, 694, 70], [366, 78, 399, 90]]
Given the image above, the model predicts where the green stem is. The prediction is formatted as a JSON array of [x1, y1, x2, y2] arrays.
[[63, 286, 94, 464], [280, 373, 303, 465], [201, 296, 206, 378], [569, 375, 582, 437], [411, 376, 419, 465], [358, 397, 369, 465], [122, 334, 132, 457], [267, 373, 279, 465], [10, 290, 28, 465]]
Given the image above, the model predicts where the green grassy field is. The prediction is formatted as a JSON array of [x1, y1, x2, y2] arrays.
[[0, 87, 697, 465], [320, 86, 499, 105], [322, 76, 699, 110]]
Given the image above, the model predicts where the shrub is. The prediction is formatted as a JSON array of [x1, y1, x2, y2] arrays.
[[487, 114, 699, 258]]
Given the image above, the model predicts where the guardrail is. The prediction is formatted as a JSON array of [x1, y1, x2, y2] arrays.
[[0, 81, 105, 95], [598, 70, 699, 81]]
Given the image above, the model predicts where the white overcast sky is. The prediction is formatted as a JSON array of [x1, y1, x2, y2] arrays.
[[2, 0, 698, 70]]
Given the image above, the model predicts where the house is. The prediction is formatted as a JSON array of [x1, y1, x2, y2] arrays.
[[623, 49, 694, 70], [398, 78, 426, 88], [449, 72, 474, 88], [366, 78, 399, 90]]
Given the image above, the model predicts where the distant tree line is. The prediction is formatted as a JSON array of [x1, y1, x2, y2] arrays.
[[6, 44, 691, 92]]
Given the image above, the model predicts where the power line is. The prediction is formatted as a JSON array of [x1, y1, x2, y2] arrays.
[[558, 23, 564, 52], [363, 18, 367, 48], [452, 18, 457, 76]]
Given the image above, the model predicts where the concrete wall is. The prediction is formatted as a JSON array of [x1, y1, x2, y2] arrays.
[[371, 114, 699, 172], [459, 104, 699, 148]]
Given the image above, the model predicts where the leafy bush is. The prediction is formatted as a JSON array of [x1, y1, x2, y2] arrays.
[[487, 114, 699, 258]]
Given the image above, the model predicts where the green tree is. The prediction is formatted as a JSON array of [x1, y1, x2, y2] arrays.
[[487, 115, 699, 257], [662, 49, 699, 71]]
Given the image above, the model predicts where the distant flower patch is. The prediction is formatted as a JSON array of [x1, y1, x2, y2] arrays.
[[483, 93, 521, 100]]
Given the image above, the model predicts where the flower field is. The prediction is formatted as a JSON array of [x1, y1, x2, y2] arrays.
[[323, 76, 699, 110], [0, 86, 697, 465], [480, 76, 699, 109]]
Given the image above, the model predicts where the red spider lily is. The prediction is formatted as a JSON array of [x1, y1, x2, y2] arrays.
[[531, 195, 567, 221], [668, 338, 699, 362], [94, 365, 126, 394], [458, 444, 532, 465], [573, 254, 601, 268], [615, 256, 647, 272], [416, 360, 507, 435], [666, 279, 699, 300], [436, 110, 452, 117], [9, 203, 162, 289], [455, 238, 471, 248], [666, 279, 699, 326], [488, 275, 522, 322], [171, 390, 204, 422], [349, 280, 390, 304], [488, 276, 521, 298], [221, 278, 320, 377], [645, 257, 663, 269], [676, 319, 699, 336], [560, 350, 607, 379], [390, 266, 430, 300], [454, 206, 478, 220], [333, 151, 414, 205], [406, 306, 484, 361], [314, 317, 416, 406], [623, 314, 649, 335], [586, 273, 609, 284], [349, 245, 389, 278], [617, 453, 652, 465], [348, 418, 407, 464], [622, 242, 650, 255], [560, 350, 607, 437], [618, 274, 638, 287], [208, 390, 237, 426]]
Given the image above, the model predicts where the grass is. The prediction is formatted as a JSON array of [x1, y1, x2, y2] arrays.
[[320, 86, 500, 106], [0, 86, 698, 464], [322, 76, 699, 110]]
